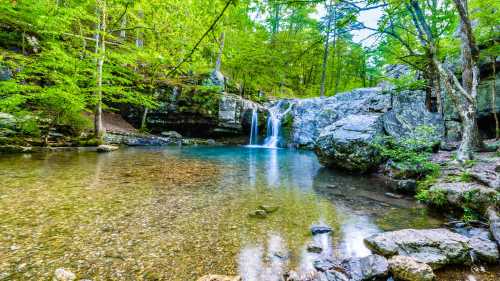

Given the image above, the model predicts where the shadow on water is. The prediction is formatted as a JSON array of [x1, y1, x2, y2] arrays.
[[0, 146, 497, 280]]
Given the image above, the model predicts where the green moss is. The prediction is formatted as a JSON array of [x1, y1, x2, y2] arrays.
[[416, 188, 447, 207]]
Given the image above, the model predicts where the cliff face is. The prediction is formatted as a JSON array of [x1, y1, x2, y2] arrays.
[[121, 86, 267, 138]]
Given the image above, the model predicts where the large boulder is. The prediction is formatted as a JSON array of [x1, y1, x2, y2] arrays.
[[315, 114, 384, 172], [290, 88, 390, 148], [388, 256, 435, 281], [364, 228, 470, 269]]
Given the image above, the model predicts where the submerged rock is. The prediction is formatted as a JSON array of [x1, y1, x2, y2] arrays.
[[314, 258, 336, 272], [258, 205, 279, 213], [197, 275, 241, 281], [364, 228, 470, 269], [388, 256, 435, 281], [341, 254, 389, 281], [96, 144, 119, 153], [248, 209, 267, 218], [53, 268, 76, 281], [453, 225, 500, 263], [311, 225, 333, 235], [307, 243, 323, 253], [315, 114, 384, 172]]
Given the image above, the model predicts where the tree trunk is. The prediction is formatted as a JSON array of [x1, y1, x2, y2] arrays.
[[320, 4, 333, 98], [454, 0, 481, 161], [94, 0, 106, 139], [492, 57, 499, 139]]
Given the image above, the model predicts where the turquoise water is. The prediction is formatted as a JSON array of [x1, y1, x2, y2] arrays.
[[0, 146, 495, 280]]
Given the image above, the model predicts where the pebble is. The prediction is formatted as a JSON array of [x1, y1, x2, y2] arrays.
[[53, 268, 76, 281]]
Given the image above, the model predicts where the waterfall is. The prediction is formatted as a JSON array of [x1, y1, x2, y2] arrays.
[[263, 101, 292, 148], [248, 109, 259, 145]]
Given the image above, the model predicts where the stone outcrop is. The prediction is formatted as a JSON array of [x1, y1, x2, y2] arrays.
[[364, 228, 471, 269], [121, 86, 266, 138], [268, 88, 444, 171]]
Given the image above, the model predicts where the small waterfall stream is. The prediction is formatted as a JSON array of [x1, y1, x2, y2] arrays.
[[263, 101, 292, 148], [248, 109, 259, 145]]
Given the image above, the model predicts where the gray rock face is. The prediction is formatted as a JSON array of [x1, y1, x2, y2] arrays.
[[218, 94, 265, 134], [383, 90, 444, 150], [341, 254, 389, 281], [315, 114, 384, 172], [104, 132, 176, 146], [289, 88, 390, 148], [364, 228, 471, 269], [388, 256, 435, 281]]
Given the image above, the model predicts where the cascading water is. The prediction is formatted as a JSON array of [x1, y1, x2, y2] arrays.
[[248, 109, 259, 145], [263, 101, 292, 148]]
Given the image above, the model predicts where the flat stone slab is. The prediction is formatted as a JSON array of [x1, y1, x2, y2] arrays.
[[364, 228, 470, 269]]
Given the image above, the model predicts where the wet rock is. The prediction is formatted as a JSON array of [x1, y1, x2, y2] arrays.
[[284, 270, 301, 281], [314, 258, 336, 272], [452, 225, 499, 263], [96, 145, 119, 153], [311, 225, 333, 235], [469, 235, 499, 263], [341, 254, 389, 281], [307, 243, 323, 253], [315, 114, 384, 172], [197, 275, 241, 281], [364, 228, 470, 269], [104, 132, 174, 146], [160, 131, 182, 139], [53, 268, 76, 281], [487, 207, 500, 246], [324, 270, 349, 281], [248, 209, 267, 218], [394, 180, 417, 194], [259, 205, 279, 213], [388, 256, 435, 281], [0, 145, 32, 154]]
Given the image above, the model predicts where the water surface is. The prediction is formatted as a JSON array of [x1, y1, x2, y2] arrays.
[[0, 146, 496, 280]]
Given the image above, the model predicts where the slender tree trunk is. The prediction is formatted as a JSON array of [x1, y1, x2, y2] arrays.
[[94, 0, 106, 139], [490, 58, 499, 139], [454, 0, 481, 161], [320, 4, 333, 98]]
